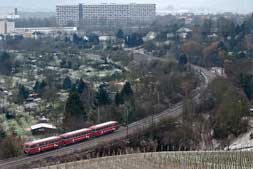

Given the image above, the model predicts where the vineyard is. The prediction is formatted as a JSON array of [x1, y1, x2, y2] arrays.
[[38, 151, 253, 169]]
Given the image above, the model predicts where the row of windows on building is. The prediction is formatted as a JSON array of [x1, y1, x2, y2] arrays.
[[56, 4, 156, 26]]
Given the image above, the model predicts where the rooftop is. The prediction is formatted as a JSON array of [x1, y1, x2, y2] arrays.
[[90, 121, 118, 129], [177, 27, 193, 33], [60, 128, 92, 137], [25, 136, 60, 145], [30, 123, 57, 130]]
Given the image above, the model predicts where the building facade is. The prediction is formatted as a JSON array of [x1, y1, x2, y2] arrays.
[[0, 8, 19, 20], [15, 27, 77, 39], [56, 4, 82, 26], [56, 3, 156, 27], [0, 20, 15, 34]]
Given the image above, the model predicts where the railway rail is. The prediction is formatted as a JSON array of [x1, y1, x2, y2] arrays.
[[0, 65, 215, 169]]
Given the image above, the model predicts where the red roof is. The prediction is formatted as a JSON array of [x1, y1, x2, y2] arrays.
[[24, 136, 61, 146], [60, 128, 92, 138], [90, 121, 118, 130]]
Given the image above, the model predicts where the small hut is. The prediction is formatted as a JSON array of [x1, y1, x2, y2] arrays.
[[29, 116, 57, 135]]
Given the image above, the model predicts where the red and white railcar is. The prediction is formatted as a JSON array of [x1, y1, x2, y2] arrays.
[[24, 136, 62, 155], [23, 121, 120, 155], [90, 121, 119, 137], [60, 128, 92, 146]]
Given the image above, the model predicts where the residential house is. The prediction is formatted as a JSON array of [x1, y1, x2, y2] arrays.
[[177, 27, 192, 39]]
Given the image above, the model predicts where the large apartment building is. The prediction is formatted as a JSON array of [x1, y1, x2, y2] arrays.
[[0, 20, 15, 34], [56, 4, 82, 26], [56, 3, 156, 27]]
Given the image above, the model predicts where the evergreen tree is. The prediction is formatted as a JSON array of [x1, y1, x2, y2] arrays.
[[63, 89, 87, 130], [87, 33, 99, 45], [76, 78, 88, 94], [95, 84, 111, 106], [72, 33, 81, 44], [18, 85, 29, 102], [116, 29, 125, 39], [0, 52, 14, 75], [178, 54, 188, 65], [121, 81, 134, 98], [240, 74, 253, 100], [115, 92, 124, 106], [125, 33, 143, 48], [63, 76, 72, 90], [33, 80, 47, 94]]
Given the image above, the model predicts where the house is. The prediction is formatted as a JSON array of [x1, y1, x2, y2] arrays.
[[24, 102, 38, 111], [143, 32, 157, 42], [0, 34, 4, 40], [166, 33, 175, 39], [30, 123, 57, 135], [83, 35, 89, 41], [29, 116, 57, 135], [99, 35, 116, 42], [207, 33, 218, 39], [185, 18, 193, 25], [177, 27, 192, 39], [211, 67, 225, 76], [32, 31, 45, 40]]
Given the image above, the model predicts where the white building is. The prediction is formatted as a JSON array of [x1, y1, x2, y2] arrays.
[[0, 8, 19, 20], [177, 27, 192, 39], [56, 3, 156, 27], [143, 31, 157, 42], [15, 27, 77, 34], [14, 27, 77, 38], [56, 4, 82, 26], [0, 20, 15, 34], [83, 4, 156, 26]]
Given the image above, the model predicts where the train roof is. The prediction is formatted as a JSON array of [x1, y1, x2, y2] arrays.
[[90, 121, 118, 130], [60, 128, 92, 137], [25, 136, 61, 145]]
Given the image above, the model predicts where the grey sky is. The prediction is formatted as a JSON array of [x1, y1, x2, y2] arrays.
[[0, 0, 252, 14]]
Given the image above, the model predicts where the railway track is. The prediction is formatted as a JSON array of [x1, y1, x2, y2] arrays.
[[0, 65, 215, 169]]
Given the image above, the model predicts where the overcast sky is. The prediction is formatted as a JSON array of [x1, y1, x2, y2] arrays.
[[0, 0, 252, 14]]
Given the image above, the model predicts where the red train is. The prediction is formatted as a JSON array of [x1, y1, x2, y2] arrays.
[[24, 121, 119, 155]]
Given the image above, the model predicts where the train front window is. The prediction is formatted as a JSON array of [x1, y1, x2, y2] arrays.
[[24, 145, 30, 149]]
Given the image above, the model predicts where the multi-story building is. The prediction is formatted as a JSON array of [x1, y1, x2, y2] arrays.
[[56, 3, 156, 27], [0, 8, 19, 20], [0, 20, 15, 34], [56, 4, 82, 26]]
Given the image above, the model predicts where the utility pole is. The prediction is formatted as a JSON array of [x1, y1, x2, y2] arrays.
[[125, 104, 129, 139], [152, 82, 160, 137], [126, 108, 129, 139], [157, 82, 160, 113], [151, 82, 154, 131], [97, 105, 100, 124]]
